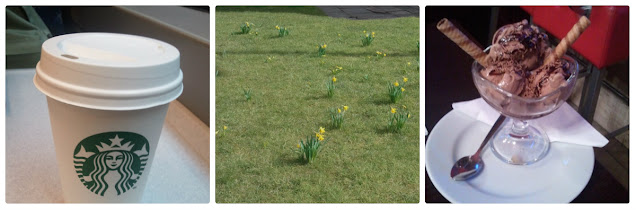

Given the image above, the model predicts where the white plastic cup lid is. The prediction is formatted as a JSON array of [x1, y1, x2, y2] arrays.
[[34, 33, 183, 111]]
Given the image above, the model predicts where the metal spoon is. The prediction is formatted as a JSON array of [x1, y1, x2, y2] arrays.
[[450, 115, 506, 181]]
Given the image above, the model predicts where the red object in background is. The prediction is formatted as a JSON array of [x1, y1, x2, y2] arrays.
[[521, 6, 628, 69]]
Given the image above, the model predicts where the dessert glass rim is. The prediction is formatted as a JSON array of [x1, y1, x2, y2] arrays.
[[471, 50, 579, 103]]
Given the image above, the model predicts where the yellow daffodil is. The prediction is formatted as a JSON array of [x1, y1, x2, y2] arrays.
[[338, 66, 343, 70], [402, 105, 407, 109], [366, 34, 369, 37], [372, 32, 376, 37], [338, 108, 342, 113], [376, 51, 381, 55], [401, 87, 405, 92], [332, 76, 337, 82], [394, 81, 400, 87], [344, 106, 349, 111], [223, 126, 227, 130], [318, 134, 325, 141], [363, 30, 366, 34], [383, 53, 386, 57], [320, 127, 325, 134], [391, 107, 396, 114], [215, 130, 219, 135], [408, 114, 411, 118], [322, 44, 327, 48], [407, 62, 411, 66], [338, 33, 341, 37], [403, 77, 408, 82], [275, 25, 280, 29], [297, 143, 301, 148]]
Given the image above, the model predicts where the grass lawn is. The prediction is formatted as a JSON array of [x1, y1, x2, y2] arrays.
[[215, 6, 419, 203]]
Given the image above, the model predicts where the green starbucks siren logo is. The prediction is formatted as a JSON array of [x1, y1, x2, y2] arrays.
[[73, 132, 150, 196]]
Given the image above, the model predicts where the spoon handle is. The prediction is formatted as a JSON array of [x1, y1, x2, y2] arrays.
[[474, 115, 506, 156]]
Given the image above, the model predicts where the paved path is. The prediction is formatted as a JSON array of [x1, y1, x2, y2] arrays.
[[318, 6, 419, 20]]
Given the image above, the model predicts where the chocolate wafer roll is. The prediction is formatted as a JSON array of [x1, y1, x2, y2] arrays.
[[437, 18, 489, 67], [544, 16, 591, 64]]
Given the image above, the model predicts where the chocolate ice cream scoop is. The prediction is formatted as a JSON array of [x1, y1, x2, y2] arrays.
[[488, 19, 552, 71], [522, 59, 572, 97], [481, 19, 572, 99], [481, 60, 526, 95]]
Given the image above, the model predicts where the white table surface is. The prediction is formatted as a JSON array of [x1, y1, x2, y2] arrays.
[[5, 69, 210, 203]]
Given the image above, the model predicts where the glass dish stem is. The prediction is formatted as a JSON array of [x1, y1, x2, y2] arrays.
[[510, 119, 530, 137]]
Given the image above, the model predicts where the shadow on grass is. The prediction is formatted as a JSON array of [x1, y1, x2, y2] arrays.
[[328, 125, 344, 131], [267, 35, 280, 39], [304, 95, 330, 100], [274, 153, 307, 167], [375, 126, 392, 135], [375, 127, 407, 136], [216, 6, 326, 16], [372, 98, 392, 105]]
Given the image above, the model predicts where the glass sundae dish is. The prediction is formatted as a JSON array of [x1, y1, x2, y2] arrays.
[[471, 20, 580, 165], [472, 55, 578, 165]]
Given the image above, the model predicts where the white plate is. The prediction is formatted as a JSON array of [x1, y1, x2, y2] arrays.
[[425, 110, 594, 203]]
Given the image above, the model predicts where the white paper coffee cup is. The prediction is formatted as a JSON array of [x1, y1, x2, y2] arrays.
[[33, 33, 183, 203]]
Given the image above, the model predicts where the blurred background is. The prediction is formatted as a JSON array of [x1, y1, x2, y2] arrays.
[[6, 6, 210, 125]]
